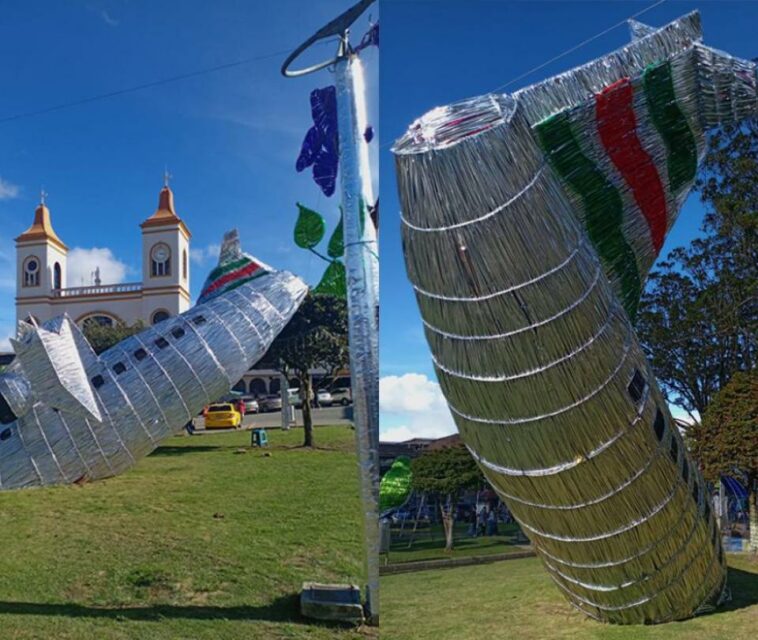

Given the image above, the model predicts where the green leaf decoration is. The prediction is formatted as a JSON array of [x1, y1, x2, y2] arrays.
[[313, 261, 346, 297], [294, 203, 326, 249], [380, 456, 412, 513], [327, 209, 345, 258]]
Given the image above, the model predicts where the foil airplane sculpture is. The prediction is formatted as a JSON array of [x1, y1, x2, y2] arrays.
[[394, 12, 752, 624], [0, 230, 306, 489]]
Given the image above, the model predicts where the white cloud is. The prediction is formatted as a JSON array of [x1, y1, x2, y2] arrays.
[[0, 178, 20, 200], [99, 9, 119, 26], [67, 247, 129, 286], [381, 373, 444, 413], [380, 373, 458, 442], [190, 243, 220, 266], [0, 325, 13, 351]]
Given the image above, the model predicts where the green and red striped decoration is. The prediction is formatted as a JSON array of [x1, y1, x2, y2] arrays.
[[198, 253, 269, 304], [535, 60, 698, 321]]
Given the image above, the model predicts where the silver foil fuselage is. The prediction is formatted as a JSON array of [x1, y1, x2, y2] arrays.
[[0, 271, 307, 490]]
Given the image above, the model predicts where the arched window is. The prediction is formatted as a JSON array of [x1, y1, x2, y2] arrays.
[[249, 378, 267, 397], [53, 262, 62, 290], [182, 249, 188, 281], [151, 310, 171, 325], [23, 256, 41, 287], [150, 243, 171, 277], [81, 315, 115, 329], [269, 378, 281, 395]]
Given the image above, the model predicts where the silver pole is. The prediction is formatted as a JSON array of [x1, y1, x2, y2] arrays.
[[334, 49, 380, 623], [280, 373, 291, 431]]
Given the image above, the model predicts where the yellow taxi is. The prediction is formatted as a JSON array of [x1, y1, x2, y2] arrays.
[[204, 403, 243, 429]]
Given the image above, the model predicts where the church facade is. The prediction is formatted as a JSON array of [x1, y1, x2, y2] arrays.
[[16, 183, 191, 328]]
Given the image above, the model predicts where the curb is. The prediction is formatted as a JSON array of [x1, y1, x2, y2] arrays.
[[380, 548, 536, 575]]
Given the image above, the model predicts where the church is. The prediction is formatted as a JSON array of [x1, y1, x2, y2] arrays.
[[12, 181, 349, 401], [16, 181, 191, 328]]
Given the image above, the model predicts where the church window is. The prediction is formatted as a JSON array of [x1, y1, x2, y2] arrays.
[[113, 362, 127, 375], [154, 337, 169, 349], [183, 249, 188, 280], [171, 326, 185, 340], [82, 315, 114, 329], [192, 315, 206, 326], [53, 262, 62, 290], [91, 375, 105, 389], [151, 310, 170, 325], [23, 256, 41, 287], [151, 243, 171, 277], [134, 348, 147, 361]]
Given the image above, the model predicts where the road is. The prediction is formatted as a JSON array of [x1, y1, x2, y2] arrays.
[[193, 405, 353, 431]]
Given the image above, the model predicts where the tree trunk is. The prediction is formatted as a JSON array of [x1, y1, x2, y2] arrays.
[[440, 495, 455, 552], [748, 475, 757, 554], [301, 373, 314, 447]]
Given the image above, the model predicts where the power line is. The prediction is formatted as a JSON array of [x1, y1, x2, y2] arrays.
[[491, 0, 668, 93], [382, 0, 668, 149], [0, 47, 295, 125]]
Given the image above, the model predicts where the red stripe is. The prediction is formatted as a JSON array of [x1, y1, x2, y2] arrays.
[[202, 262, 259, 296], [595, 78, 667, 253]]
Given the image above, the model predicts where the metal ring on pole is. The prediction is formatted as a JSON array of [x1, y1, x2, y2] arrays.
[[281, 0, 375, 77]]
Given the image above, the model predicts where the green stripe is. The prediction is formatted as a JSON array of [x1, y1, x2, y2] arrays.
[[206, 257, 252, 284], [536, 112, 641, 319], [643, 61, 697, 193]]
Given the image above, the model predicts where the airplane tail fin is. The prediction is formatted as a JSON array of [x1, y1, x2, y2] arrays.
[[197, 229, 273, 305]]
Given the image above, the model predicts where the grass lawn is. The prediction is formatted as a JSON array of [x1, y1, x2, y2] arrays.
[[0, 425, 376, 640], [381, 554, 758, 640], [387, 522, 530, 564]]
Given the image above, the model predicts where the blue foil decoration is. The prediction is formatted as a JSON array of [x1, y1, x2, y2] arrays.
[[296, 86, 339, 197]]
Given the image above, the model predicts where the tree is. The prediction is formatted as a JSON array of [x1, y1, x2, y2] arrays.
[[265, 294, 348, 447], [637, 124, 757, 420], [82, 320, 145, 355], [690, 371, 757, 552], [410, 445, 484, 551]]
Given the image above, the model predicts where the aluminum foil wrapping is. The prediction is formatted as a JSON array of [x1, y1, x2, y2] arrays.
[[393, 12, 754, 624], [0, 236, 307, 490], [335, 54, 380, 619]]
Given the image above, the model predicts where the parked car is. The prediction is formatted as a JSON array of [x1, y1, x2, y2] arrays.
[[204, 403, 242, 429], [258, 395, 282, 412], [242, 397, 259, 414], [330, 387, 352, 406], [316, 390, 333, 407], [288, 388, 303, 408]]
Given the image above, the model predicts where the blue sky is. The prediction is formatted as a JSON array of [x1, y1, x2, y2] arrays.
[[0, 0, 378, 344], [379, 0, 758, 441]]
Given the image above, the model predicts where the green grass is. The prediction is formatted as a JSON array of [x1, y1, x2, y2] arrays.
[[0, 425, 376, 639], [387, 522, 530, 563], [381, 554, 758, 640]]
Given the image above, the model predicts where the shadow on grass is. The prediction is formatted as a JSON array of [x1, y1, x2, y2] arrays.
[[0, 594, 353, 628], [718, 567, 758, 613], [684, 565, 758, 621]]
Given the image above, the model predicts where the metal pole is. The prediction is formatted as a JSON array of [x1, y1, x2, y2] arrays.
[[281, 0, 378, 621], [334, 47, 380, 623], [280, 373, 291, 431]]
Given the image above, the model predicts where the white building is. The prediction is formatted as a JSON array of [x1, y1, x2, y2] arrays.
[[16, 183, 191, 328], [12, 182, 350, 402]]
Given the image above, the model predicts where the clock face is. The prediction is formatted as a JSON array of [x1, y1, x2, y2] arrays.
[[151, 244, 169, 263], [26, 259, 38, 272]]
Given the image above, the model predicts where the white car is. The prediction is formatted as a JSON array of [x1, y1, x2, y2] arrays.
[[242, 397, 259, 414], [316, 390, 333, 407]]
